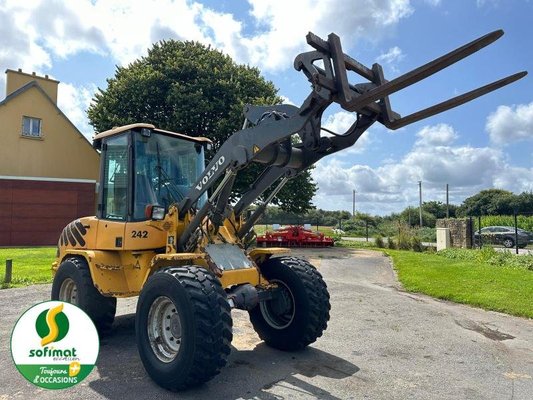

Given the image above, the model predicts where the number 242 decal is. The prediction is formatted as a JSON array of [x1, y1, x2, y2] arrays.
[[131, 230, 148, 238]]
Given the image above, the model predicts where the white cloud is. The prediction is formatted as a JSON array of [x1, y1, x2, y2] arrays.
[[311, 123, 532, 215], [376, 46, 404, 72], [30, 0, 106, 58], [485, 102, 533, 145], [244, 0, 413, 71], [0, 0, 414, 136], [493, 165, 533, 193], [279, 95, 295, 106], [1, 0, 414, 75], [322, 111, 372, 154], [58, 82, 97, 139], [0, 4, 51, 96], [423, 0, 441, 5], [415, 123, 458, 146]]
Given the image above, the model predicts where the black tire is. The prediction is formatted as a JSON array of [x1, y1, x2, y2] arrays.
[[135, 266, 232, 391], [51, 257, 116, 335], [249, 256, 330, 351], [503, 237, 514, 248]]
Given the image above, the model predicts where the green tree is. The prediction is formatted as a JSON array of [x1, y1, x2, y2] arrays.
[[88, 40, 316, 213], [456, 189, 517, 216], [516, 192, 533, 212], [422, 200, 457, 219]]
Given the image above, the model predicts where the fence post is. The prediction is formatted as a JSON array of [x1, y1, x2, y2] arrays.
[[514, 211, 519, 255], [366, 221, 369, 242], [469, 216, 474, 249], [478, 216, 482, 248], [4, 259, 12, 284]]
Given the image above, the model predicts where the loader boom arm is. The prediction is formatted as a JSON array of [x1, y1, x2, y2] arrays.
[[176, 30, 526, 251]]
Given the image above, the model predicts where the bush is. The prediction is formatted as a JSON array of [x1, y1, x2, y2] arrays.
[[397, 231, 411, 250], [425, 245, 437, 253], [475, 215, 533, 232], [375, 235, 385, 248], [411, 236, 424, 252], [437, 248, 478, 260], [387, 237, 396, 249], [436, 246, 533, 270], [416, 227, 437, 242]]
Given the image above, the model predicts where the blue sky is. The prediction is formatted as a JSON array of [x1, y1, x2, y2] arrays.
[[0, 0, 532, 214]]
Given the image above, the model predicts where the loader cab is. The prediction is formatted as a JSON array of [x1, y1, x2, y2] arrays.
[[93, 123, 210, 223]]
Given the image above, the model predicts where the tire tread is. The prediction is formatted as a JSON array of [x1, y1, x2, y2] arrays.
[[152, 266, 232, 390], [251, 256, 330, 350]]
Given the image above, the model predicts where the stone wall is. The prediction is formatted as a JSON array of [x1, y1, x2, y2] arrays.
[[436, 218, 473, 249]]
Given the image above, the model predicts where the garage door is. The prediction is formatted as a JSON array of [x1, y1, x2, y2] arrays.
[[0, 179, 96, 246]]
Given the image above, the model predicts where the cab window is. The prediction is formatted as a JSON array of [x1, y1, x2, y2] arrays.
[[102, 134, 129, 220], [132, 132, 206, 220]]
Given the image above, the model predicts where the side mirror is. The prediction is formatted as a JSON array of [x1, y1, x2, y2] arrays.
[[145, 204, 166, 221]]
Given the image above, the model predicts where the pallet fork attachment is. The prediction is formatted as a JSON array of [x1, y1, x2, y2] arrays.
[[177, 30, 526, 250]]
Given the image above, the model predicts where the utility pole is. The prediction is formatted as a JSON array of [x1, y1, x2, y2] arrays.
[[418, 181, 423, 227], [352, 189, 356, 218], [446, 183, 449, 218]]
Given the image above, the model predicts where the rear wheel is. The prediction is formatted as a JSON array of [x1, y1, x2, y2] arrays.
[[136, 266, 232, 391], [249, 256, 330, 351], [51, 257, 116, 334]]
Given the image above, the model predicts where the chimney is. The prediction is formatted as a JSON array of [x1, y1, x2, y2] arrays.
[[5, 69, 60, 104]]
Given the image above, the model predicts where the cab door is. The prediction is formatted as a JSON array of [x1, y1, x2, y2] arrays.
[[95, 133, 128, 250], [124, 130, 167, 250]]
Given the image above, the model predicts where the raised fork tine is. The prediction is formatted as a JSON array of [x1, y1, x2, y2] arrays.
[[345, 30, 504, 112], [386, 71, 528, 130]]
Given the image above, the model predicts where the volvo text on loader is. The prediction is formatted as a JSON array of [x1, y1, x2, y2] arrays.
[[51, 30, 526, 390]]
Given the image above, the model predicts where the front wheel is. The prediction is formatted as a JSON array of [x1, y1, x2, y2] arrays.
[[249, 257, 330, 351], [136, 266, 232, 391]]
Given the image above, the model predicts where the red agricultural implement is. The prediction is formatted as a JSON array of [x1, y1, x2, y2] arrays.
[[256, 225, 334, 247]]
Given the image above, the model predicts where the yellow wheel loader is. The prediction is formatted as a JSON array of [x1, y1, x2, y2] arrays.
[[51, 30, 525, 390]]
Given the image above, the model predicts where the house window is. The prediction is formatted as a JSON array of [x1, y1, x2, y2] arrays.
[[22, 116, 42, 137]]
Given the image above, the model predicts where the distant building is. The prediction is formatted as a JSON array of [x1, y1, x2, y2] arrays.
[[0, 69, 99, 246]]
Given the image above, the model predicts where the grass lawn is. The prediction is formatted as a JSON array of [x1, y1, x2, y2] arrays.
[[383, 249, 533, 319], [0, 247, 56, 288]]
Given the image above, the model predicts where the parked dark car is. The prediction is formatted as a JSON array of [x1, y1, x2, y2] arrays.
[[474, 226, 531, 248]]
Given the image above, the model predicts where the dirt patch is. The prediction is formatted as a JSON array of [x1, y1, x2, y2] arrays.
[[455, 319, 515, 341]]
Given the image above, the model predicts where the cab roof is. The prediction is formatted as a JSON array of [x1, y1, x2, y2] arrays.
[[92, 123, 212, 149]]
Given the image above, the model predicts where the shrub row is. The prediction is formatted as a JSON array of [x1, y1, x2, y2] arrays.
[[437, 247, 533, 270]]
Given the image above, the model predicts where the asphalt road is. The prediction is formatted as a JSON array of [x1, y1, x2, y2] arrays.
[[1, 248, 532, 399]]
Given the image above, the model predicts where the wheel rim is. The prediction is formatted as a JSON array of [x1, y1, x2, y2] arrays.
[[503, 239, 513, 248], [58, 278, 78, 305], [259, 279, 295, 329], [147, 296, 182, 363]]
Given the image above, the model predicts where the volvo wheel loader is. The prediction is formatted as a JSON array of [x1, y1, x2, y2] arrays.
[[51, 30, 526, 390]]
